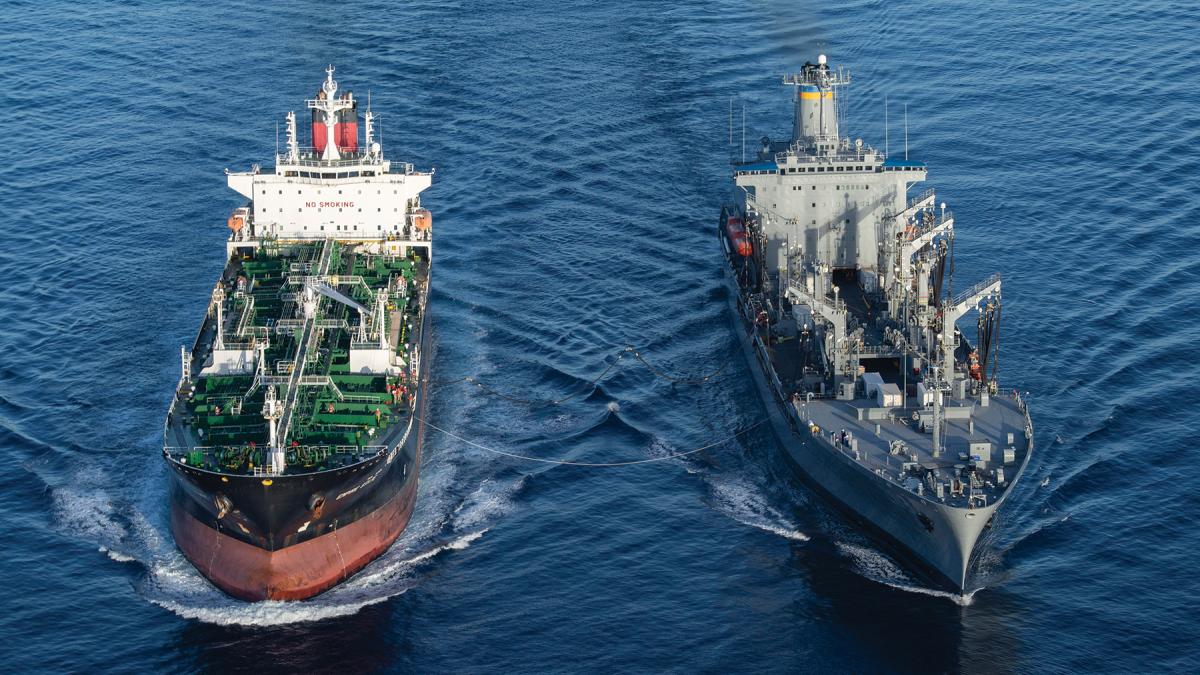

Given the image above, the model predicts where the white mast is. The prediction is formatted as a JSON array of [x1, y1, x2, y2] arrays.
[[263, 385, 285, 474], [364, 89, 376, 157], [211, 285, 226, 350], [375, 289, 389, 348], [307, 65, 355, 161], [285, 111, 300, 163]]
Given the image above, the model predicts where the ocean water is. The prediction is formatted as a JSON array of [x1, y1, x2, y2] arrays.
[[1, 0, 1198, 672]]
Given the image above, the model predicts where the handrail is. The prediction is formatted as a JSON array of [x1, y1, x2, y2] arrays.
[[951, 272, 1002, 307]]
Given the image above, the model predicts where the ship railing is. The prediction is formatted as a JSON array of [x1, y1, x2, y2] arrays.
[[235, 296, 256, 336], [278, 149, 384, 166], [274, 319, 305, 334], [275, 151, 421, 175], [285, 274, 368, 288], [214, 338, 257, 350], [167, 444, 387, 456], [908, 188, 936, 210], [167, 444, 388, 470], [853, 344, 900, 356], [951, 272, 1002, 307], [296, 375, 344, 400], [764, 146, 882, 167]]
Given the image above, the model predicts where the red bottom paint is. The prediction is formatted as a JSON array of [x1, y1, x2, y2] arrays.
[[171, 476, 418, 601]]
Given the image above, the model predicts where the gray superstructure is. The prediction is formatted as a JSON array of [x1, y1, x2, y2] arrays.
[[721, 55, 1032, 593]]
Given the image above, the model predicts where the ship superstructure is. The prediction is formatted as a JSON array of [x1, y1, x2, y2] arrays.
[[162, 66, 435, 601], [721, 56, 1032, 593]]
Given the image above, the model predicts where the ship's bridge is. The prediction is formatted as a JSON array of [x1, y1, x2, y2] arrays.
[[733, 54, 929, 290], [222, 66, 434, 248]]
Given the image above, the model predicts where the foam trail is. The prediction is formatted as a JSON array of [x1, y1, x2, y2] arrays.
[[708, 475, 810, 541], [37, 438, 523, 627], [46, 465, 130, 547], [835, 541, 977, 606], [451, 475, 525, 530], [144, 530, 488, 627], [99, 546, 136, 563], [644, 433, 809, 541]]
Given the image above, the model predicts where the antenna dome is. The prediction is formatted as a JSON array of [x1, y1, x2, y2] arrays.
[[818, 54, 827, 65]]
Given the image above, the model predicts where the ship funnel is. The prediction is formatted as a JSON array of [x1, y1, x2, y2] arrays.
[[784, 55, 850, 155]]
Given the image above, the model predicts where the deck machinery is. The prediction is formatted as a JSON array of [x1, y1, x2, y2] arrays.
[[721, 55, 1032, 593], [162, 66, 435, 601]]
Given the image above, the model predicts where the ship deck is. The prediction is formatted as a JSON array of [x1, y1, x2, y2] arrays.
[[761, 270, 1032, 510], [792, 391, 1031, 510], [165, 238, 429, 476]]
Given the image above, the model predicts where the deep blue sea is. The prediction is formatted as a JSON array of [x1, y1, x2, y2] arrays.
[[2, 0, 1199, 672]]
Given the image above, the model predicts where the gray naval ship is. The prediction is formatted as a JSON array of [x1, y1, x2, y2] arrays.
[[720, 55, 1033, 594]]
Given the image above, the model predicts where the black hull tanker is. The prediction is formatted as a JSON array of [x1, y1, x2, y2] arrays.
[[719, 56, 1032, 594], [162, 66, 437, 601]]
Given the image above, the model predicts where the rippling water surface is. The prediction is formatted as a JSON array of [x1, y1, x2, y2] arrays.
[[2, 0, 1198, 671]]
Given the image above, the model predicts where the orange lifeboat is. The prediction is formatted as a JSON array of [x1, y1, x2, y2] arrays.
[[725, 215, 753, 257], [227, 208, 247, 233], [412, 208, 432, 231]]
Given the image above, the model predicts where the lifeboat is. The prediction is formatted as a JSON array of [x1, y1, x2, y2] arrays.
[[226, 207, 249, 233], [412, 209, 432, 231], [725, 215, 753, 257]]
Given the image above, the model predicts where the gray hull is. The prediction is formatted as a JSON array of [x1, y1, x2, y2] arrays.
[[726, 278, 1025, 592]]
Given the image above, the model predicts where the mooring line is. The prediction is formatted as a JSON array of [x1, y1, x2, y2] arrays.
[[418, 415, 769, 467]]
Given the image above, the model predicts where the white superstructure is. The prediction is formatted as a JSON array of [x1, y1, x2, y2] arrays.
[[223, 65, 433, 256], [735, 57, 926, 293]]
